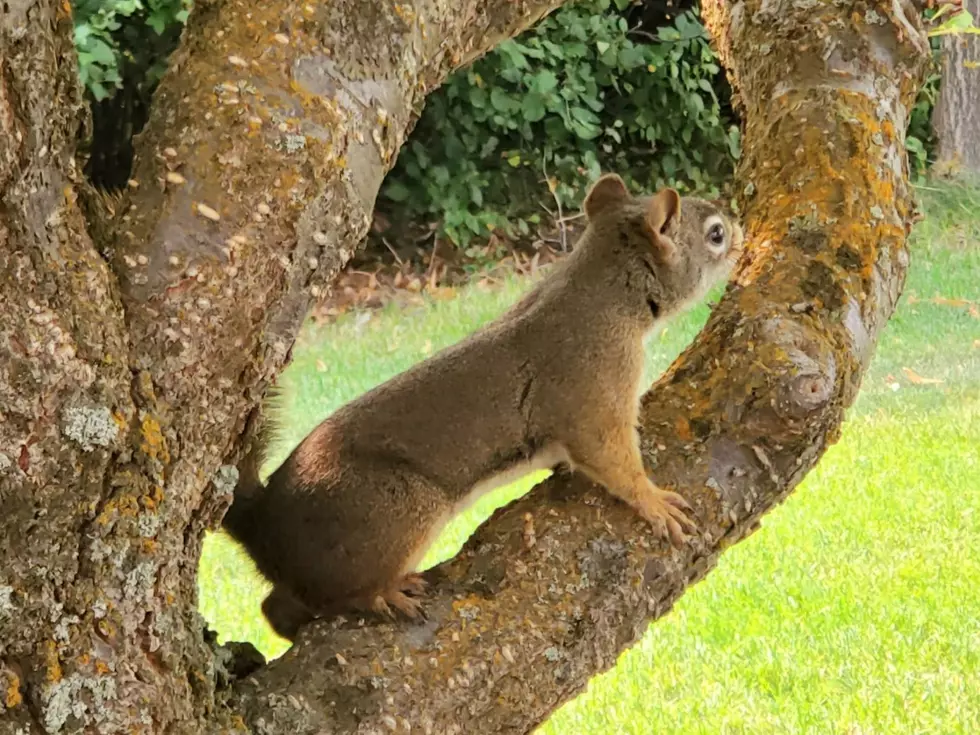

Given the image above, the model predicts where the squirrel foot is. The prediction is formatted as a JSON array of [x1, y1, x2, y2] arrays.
[[366, 574, 428, 620], [398, 572, 428, 597], [636, 486, 697, 548]]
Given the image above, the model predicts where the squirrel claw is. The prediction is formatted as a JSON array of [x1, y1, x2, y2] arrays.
[[399, 573, 428, 597], [386, 590, 425, 619], [662, 489, 694, 514], [665, 516, 688, 548], [367, 574, 428, 620], [641, 487, 697, 548]]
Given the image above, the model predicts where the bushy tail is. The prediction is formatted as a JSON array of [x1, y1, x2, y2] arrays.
[[222, 397, 281, 538]]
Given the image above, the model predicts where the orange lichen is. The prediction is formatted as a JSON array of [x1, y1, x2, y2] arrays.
[[4, 672, 22, 709], [112, 410, 127, 431], [140, 415, 169, 463], [738, 84, 912, 309], [118, 495, 139, 517], [42, 640, 62, 683]]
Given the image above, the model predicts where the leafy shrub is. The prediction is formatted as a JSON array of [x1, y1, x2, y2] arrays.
[[73, 0, 191, 100], [69, 0, 944, 234], [379, 0, 740, 246], [906, 36, 942, 179]]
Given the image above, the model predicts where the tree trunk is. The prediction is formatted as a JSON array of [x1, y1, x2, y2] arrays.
[[0, 1, 569, 732], [932, 0, 980, 174], [0, 0, 928, 733]]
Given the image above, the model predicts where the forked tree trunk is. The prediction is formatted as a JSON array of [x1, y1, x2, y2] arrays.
[[932, 0, 980, 174], [0, 0, 928, 732], [0, 1, 568, 732]]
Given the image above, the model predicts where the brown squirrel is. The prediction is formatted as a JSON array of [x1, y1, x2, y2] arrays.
[[223, 174, 744, 640]]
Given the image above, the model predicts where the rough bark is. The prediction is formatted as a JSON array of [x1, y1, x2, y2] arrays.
[[932, 0, 980, 174], [0, 1, 568, 732]]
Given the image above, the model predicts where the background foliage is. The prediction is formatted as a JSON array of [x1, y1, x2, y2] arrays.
[[73, 0, 190, 100], [380, 0, 739, 245], [71, 0, 942, 243]]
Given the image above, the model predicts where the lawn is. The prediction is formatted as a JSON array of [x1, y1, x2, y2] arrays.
[[199, 181, 980, 734]]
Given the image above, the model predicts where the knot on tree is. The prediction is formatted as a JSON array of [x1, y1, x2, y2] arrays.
[[760, 317, 838, 424]]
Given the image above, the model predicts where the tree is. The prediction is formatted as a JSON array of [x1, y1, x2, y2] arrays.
[[0, 0, 929, 732], [932, 0, 980, 174]]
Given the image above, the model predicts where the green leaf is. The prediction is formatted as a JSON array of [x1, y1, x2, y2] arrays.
[[384, 180, 412, 202], [929, 9, 980, 36], [522, 93, 547, 123], [468, 85, 488, 108], [533, 70, 559, 94], [85, 37, 116, 65], [74, 23, 93, 44], [490, 87, 516, 114], [89, 81, 110, 101], [147, 13, 167, 34], [478, 135, 499, 158]]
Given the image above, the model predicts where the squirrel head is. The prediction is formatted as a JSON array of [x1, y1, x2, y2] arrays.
[[581, 173, 744, 321]]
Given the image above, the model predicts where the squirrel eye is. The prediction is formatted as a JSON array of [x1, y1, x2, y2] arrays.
[[707, 223, 726, 248]]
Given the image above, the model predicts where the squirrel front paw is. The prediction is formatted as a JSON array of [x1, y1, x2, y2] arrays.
[[635, 485, 697, 547]]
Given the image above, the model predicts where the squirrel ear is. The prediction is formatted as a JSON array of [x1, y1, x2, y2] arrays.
[[583, 174, 630, 219], [645, 188, 681, 262], [646, 188, 681, 235]]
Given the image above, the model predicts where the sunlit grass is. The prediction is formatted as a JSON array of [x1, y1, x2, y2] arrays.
[[199, 181, 980, 733]]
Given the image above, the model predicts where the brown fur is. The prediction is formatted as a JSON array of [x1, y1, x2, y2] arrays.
[[222, 175, 744, 640]]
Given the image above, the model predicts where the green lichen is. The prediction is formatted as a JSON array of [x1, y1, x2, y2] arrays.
[[0, 585, 13, 618], [213, 465, 239, 500], [41, 673, 118, 733], [61, 406, 118, 451]]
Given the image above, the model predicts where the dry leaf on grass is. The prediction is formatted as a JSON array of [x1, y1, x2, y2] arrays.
[[429, 286, 458, 301], [902, 367, 944, 385], [930, 296, 971, 308]]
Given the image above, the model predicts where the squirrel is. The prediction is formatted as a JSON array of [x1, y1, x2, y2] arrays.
[[222, 174, 744, 640]]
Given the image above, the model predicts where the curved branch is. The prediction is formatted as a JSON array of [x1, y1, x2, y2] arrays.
[[221, 1, 930, 732], [98, 0, 571, 459]]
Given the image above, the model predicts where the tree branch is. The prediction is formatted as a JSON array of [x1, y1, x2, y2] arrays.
[[220, 1, 930, 732]]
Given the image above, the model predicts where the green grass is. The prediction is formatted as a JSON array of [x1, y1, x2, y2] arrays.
[[199, 181, 980, 733]]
